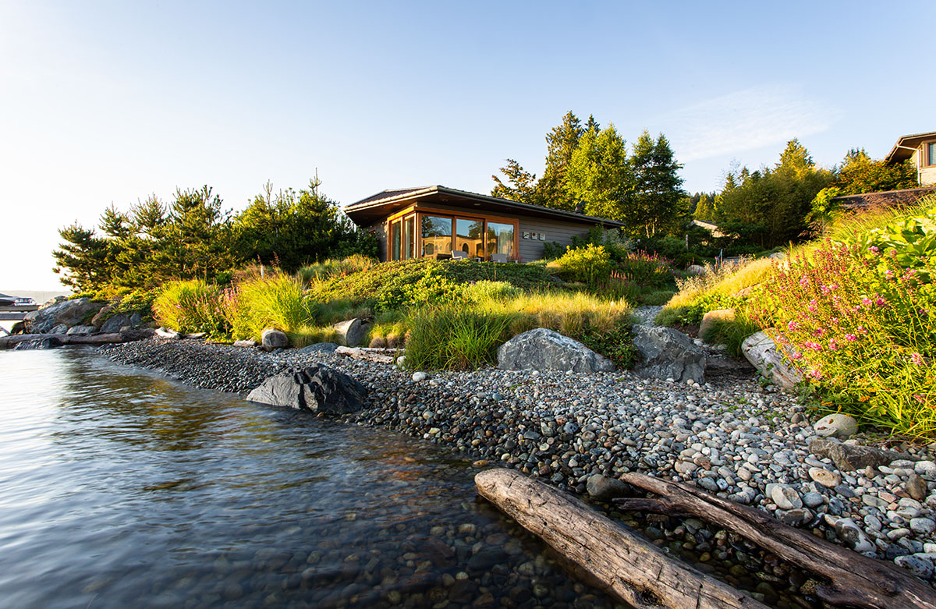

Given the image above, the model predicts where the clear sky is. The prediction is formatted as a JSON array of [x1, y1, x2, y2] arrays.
[[2, 0, 934, 291]]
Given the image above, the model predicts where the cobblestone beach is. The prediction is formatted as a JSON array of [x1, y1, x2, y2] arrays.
[[102, 335, 936, 592]]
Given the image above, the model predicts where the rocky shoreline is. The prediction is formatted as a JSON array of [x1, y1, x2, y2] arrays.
[[100, 336, 936, 593]]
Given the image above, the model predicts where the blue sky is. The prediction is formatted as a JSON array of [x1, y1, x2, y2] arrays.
[[2, 0, 934, 290]]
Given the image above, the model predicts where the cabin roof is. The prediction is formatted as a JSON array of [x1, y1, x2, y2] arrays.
[[886, 131, 936, 164]]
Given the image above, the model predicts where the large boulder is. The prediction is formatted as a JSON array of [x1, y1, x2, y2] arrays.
[[261, 328, 289, 351], [100, 313, 132, 334], [333, 318, 368, 347], [740, 331, 803, 390], [25, 298, 106, 334], [631, 325, 706, 384], [496, 328, 614, 373], [246, 364, 367, 415]]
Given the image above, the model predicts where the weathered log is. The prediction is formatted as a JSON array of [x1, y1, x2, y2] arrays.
[[0, 329, 153, 349], [475, 468, 766, 609], [617, 472, 936, 608], [334, 346, 396, 364]]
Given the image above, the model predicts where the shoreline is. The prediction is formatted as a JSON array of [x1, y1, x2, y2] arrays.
[[99, 337, 936, 590]]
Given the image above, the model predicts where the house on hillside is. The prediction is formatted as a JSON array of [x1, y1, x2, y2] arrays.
[[343, 185, 624, 263], [886, 130, 936, 186]]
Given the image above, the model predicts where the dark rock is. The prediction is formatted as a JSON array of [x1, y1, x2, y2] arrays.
[[586, 474, 633, 501], [129, 312, 142, 327], [25, 297, 105, 333], [246, 364, 367, 415], [496, 328, 614, 373], [100, 314, 131, 334], [631, 324, 706, 383], [908, 473, 928, 502], [261, 328, 289, 351], [704, 354, 755, 378], [119, 328, 155, 342], [809, 438, 913, 471], [49, 324, 69, 335], [297, 342, 340, 354], [777, 509, 813, 527], [466, 548, 507, 574], [13, 337, 63, 350]]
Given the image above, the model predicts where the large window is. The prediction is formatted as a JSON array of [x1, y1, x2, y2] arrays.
[[403, 215, 415, 260], [421, 215, 453, 257], [487, 222, 515, 258], [456, 218, 484, 258], [927, 142, 936, 167], [390, 220, 401, 261]]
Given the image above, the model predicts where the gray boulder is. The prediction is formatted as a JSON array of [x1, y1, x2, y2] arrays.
[[49, 324, 69, 335], [66, 325, 96, 336], [25, 297, 106, 334], [100, 314, 132, 334], [809, 438, 912, 471], [496, 328, 614, 373], [246, 364, 367, 415], [297, 342, 340, 354], [631, 325, 706, 383], [741, 331, 803, 390], [13, 337, 63, 350], [261, 328, 289, 351], [333, 318, 368, 347]]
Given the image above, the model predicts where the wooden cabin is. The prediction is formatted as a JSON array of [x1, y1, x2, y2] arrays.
[[343, 185, 624, 263]]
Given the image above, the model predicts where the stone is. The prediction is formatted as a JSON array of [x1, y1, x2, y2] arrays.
[[686, 264, 705, 275], [908, 474, 928, 502], [740, 331, 803, 391], [778, 508, 813, 527], [332, 318, 367, 347], [814, 413, 859, 439], [834, 518, 872, 552], [296, 342, 339, 354], [412, 372, 428, 382], [100, 314, 132, 334], [808, 438, 912, 472], [631, 325, 706, 384], [808, 467, 841, 488], [496, 328, 614, 373], [915, 461, 936, 478], [24, 297, 106, 334], [155, 327, 182, 340], [771, 485, 803, 510], [802, 492, 825, 508], [699, 309, 735, 343], [704, 354, 755, 378], [13, 337, 63, 350], [66, 325, 97, 336], [246, 364, 367, 415], [674, 461, 697, 474], [895, 555, 934, 580], [586, 475, 633, 501], [911, 518, 936, 535], [90, 302, 117, 328], [129, 312, 142, 327], [233, 339, 259, 348], [261, 328, 289, 351], [49, 324, 68, 335]]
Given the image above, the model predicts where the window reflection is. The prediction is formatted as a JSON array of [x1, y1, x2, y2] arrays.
[[486, 222, 514, 259]]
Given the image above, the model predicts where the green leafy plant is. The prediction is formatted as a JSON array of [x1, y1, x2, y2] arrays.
[[554, 244, 612, 285], [153, 280, 229, 337]]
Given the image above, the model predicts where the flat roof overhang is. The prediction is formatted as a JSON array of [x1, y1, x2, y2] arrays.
[[886, 131, 936, 164], [343, 185, 625, 228]]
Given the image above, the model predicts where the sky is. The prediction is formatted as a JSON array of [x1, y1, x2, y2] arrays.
[[2, 0, 934, 291]]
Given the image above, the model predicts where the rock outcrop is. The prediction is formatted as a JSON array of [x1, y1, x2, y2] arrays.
[[496, 328, 614, 373], [246, 364, 367, 415], [24, 298, 106, 334], [631, 325, 706, 384], [809, 438, 913, 471]]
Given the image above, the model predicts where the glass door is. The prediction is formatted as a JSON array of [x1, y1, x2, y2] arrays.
[[403, 215, 415, 260]]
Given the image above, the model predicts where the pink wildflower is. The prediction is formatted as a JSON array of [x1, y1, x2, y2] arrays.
[[876, 297, 887, 307], [868, 246, 879, 254], [828, 339, 839, 351], [787, 321, 800, 331], [845, 334, 857, 342], [808, 299, 818, 312], [857, 326, 867, 334], [861, 297, 872, 307], [809, 369, 823, 380], [912, 353, 925, 366]]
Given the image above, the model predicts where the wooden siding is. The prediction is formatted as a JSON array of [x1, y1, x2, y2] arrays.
[[517, 217, 594, 262]]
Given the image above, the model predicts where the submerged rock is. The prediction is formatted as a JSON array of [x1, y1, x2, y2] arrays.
[[246, 364, 367, 415]]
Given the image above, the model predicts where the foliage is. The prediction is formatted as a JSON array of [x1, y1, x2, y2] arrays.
[[553, 244, 612, 285], [570, 323, 638, 369], [699, 307, 761, 358], [541, 241, 567, 260], [754, 241, 936, 437], [569, 225, 633, 262], [566, 122, 633, 222], [629, 131, 687, 237], [693, 193, 717, 222], [224, 275, 315, 341], [714, 140, 833, 248], [832, 148, 918, 195], [298, 254, 377, 284], [403, 306, 515, 370], [616, 251, 672, 288], [153, 280, 229, 337], [657, 257, 773, 326], [491, 159, 543, 205], [851, 203, 936, 283]]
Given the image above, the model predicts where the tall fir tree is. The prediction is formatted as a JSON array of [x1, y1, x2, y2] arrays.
[[630, 131, 687, 237]]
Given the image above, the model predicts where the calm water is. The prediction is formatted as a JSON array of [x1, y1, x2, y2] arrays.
[[0, 348, 616, 608]]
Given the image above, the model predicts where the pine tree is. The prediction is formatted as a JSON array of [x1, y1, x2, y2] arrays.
[[630, 131, 686, 237]]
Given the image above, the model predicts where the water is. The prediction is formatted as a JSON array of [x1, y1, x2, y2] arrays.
[[0, 348, 618, 608]]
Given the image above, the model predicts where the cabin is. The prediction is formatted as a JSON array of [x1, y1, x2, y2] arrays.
[[344, 185, 624, 263], [886, 130, 936, 186]]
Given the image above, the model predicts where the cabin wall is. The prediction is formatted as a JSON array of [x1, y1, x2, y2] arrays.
[[516, 217, 594, 262], [367, 220, 388, 261]]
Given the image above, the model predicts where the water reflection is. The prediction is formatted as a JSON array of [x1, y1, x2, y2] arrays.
[[0, 348, 619, 608]]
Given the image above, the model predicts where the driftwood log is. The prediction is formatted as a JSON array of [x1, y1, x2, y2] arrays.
[[475, 468, 766, 608], [616, 472, 936, 609], [0, 329, 153, 350], [334, 346, 397, 364]]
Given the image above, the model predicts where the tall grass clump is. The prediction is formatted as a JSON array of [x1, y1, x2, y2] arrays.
[[403, 306, 514, 370], [298, 254, 376, 284], [224, 274, 315, 341], [153, 279, 228, 336], [756, 238, 936, 437], [616, 251, 672, 288]]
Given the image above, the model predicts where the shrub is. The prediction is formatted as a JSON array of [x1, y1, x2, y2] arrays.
[[298, 254, 377, 284], [754, 241, 936, 437], [569, 323, 638, 369], [542, 241, 567, 260], [403, 306, 515, 370], [153, 280, 228, 337], [225, 274, 315, 340], [554, 244, 612, 285], [616, 251, 672, 288]]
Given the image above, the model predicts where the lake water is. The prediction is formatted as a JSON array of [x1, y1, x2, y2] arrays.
[[0, 348, 617, 608]]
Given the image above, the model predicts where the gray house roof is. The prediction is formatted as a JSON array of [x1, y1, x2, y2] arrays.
[[344, 185, 625, 228]]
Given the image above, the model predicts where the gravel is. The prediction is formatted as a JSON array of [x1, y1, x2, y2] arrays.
[[102, 327, 936, 586]]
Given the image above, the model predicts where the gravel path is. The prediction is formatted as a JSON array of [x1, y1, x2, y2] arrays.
[[101, 327, 936, 587]]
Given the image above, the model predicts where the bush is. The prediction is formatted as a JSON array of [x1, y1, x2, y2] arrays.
[[554, 244, 612, 285], [616, 251, 672, 288], [755, 241, 936, 437], [225, 274, 315, 341], [569, 323, 638, 369], [542, 241, 567, 260], [153, 280, 228, 337], [297, 254, 377, 284], [403, 306, 515, 370]]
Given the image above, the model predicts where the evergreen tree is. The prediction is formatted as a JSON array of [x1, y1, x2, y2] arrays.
[[630, 131, 687, 237], [538, 111, 585, 211], [490, 159, 540, 203], [564, 122, 632, 223], [693, 194, 716, 222]]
